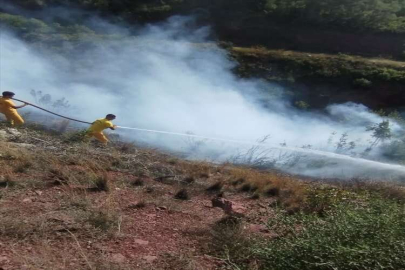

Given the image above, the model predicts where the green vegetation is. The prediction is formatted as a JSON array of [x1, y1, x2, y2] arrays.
[[257, 198, 405, 270], [231, 47, 405, 83], [0, 12, 116, 52], [230, 47, 405, 108], [263, 0, 405, 33], [353, 78, 372, 88], [212, 186, 405, 270], [11, 0, 183, 21], [9, 0, 405, 33]]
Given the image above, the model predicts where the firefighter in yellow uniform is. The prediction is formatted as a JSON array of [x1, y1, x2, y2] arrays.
[[86, 114, 117, 144], [0, 91, 28, 127]]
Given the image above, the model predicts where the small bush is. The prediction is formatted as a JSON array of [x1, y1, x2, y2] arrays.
[[131, 178, 145, 187], [250, 192, 260, 200], [264, 187, 280, 197], [13, 161, 32, 173], [85, 210, 116, 231], [183, 176, 195, 184], [0, 175, 15, 188], [128, 201, 146, 209], [239, 183, 252, 192], [239, 183, 257, 192], [49, 167, 69, 185], [206, 182, 223, 192], [89, 175, 109, 192], [209, 215, 251, 265], [353, 78, 372, 88], [174, 189, 189, 200], [294, 100, 310, 110], [231, 178, 245, 186]]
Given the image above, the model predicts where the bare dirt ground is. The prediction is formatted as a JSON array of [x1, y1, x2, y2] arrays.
[[0, 125, 290, 270]]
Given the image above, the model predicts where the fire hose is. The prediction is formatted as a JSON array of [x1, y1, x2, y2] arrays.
[[12, 98, 92, 125], [11, 98, 261, 146], [9, 98, 405, 176]]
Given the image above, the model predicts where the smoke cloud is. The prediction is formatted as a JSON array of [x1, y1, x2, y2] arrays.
[[1, 14, 404, 180]]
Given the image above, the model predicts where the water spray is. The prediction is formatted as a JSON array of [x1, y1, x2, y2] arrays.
[[9, 98, 405, 178]]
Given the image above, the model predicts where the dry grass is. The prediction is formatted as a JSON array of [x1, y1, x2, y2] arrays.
[[175, 160, 215, 179], [148, 253, 206, 270], [0, 214, 48, 239], [14, 240, 132, 270], [226, 167, 306, 211], [89, 174, 110, 192], [2, 124, 405, 270]]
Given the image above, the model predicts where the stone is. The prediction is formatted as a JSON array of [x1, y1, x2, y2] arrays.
[[134, 239, 149, 245], [0, 130, 8, 141], [9, 143, 36, 149], [111, 253, 126, 263], [0, 255, 10, 263], [6, 128, 21, 137], [211, 198, 233, 214], [232, 202, 247, 215], [143, 255, 157, 263], [249, 224, 270, 234]]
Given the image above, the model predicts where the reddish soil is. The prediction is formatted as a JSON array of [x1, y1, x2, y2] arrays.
[[0, 167, 276, 270]]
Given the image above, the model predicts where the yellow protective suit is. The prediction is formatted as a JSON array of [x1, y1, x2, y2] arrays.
[[86, 118, 114, 144], [0, 97, 24, 127]]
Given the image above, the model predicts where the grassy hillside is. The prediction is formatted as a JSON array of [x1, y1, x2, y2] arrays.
[[10, 0, 405, 33], [230, 47, 405, 109], [1, 2, 405, 269], [1, 122, 405, 269], [4, 0, 405, 59]]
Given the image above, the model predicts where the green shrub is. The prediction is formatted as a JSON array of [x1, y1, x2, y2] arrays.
[[263, 0, 405, 33], [0, 13, 51, 33], [353, 78, 372, 88], [254, 198, 405, 270], [295, 100, 310, 110], [84, 210, 117, 231]]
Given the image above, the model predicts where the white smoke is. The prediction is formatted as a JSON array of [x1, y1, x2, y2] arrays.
[[1, 15, 404, 180]]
